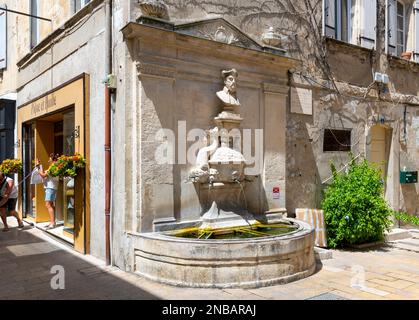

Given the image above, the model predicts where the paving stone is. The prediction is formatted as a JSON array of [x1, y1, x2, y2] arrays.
[[306, 292, 348, 300], [3, 216, 419, 299], [368, 278, 415, 290]]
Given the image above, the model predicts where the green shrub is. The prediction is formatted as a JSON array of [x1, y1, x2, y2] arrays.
[[322, 155, 392, 248], [394, 211, 419, 226]]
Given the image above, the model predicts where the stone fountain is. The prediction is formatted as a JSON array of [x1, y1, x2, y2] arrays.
[[134, 68, 316, 288]]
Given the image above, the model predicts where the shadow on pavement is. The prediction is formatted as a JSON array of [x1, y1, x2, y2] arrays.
[[0, 218, 158, 300]]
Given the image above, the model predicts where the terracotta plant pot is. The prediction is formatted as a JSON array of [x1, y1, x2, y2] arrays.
[[401, 51, 412, 60]]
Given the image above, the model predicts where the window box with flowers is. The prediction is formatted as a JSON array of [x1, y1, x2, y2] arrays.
[[0, 159, 23, 175], [47, 154, 86, 178]]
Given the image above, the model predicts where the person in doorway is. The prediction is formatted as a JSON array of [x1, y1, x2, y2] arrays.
[[36, 154, 60, 230], [0, 172, 24, 232]]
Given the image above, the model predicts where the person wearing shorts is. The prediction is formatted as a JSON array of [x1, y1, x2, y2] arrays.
[[0, 172, 24, 232], [36, 154, 60, 230]]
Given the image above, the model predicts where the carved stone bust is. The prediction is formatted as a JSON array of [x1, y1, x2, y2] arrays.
[[216, 69, 240, 108]]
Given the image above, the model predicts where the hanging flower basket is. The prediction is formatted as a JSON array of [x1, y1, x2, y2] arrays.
[[47, 154, 86, 178], [0, 159, 23, 174]]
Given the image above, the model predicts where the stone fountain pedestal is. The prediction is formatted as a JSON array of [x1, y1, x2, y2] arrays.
[[200, 182, 256, 229]]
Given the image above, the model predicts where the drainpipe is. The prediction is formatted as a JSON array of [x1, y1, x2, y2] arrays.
[[104, 0, 112, 266]]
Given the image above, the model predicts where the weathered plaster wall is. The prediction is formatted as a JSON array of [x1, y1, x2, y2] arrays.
[[132, 0, 419, 219], [143, 0, 416, 215]]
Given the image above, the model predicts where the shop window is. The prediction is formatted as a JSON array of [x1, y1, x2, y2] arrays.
[[323, 129, 351, 152]]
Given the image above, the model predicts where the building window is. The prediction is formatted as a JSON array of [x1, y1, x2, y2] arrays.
[[30, 0, 39, 49], [396, 1, 405, 56], [0, 6, 6, 70], [323, 129, 352, 152], [324, 0, 353, 42], [388, 0, 406, 57], [72, 0, 91, 14]]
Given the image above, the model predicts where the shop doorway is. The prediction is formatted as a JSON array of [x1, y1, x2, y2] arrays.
[[18, 74, 90, 254], [22, 108, 76, 244]]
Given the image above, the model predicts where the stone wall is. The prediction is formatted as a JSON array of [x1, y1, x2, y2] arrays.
[[110, 0, 419, 269], [127, 0, 419, 216]]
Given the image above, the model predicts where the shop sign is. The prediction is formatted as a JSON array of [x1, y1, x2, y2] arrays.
[[30, 94, 57, 116]]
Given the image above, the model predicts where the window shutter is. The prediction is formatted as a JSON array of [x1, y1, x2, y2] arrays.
[[325, 0, 337, 38], [388, 0, 396, 55], [0, 4, 6, 70], [414, 0, 419, 61], [360, 0, 377, 49]]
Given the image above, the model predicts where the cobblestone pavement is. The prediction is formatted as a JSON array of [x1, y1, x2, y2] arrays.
[[1, 217, 419, 300]]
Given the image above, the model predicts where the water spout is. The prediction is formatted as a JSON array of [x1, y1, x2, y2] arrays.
[[208, 175, 215, 203], [235, 179, 249, 220]]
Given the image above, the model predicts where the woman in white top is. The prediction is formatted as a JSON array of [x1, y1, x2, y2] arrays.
[[36, 154, 60, 229]]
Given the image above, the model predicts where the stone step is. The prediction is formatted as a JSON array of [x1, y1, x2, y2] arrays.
[[314, 247, 332, 261], [385, 228, 412, 242]]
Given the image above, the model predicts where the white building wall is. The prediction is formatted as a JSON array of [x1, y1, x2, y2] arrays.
[[16, 3, 107, 260]]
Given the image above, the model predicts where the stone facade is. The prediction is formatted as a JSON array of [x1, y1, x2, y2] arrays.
[[1, 0, 109, 260], [112, 0, 419, 271], [1, 0, 418, 269]]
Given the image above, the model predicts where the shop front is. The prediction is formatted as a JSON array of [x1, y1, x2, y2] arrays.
[[16, 74, 90, 254]]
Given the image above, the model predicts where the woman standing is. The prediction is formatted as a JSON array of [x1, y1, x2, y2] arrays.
[[36, 154, 60, 229]]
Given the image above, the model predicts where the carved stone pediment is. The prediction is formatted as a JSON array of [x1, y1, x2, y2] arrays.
[[174, 18, 261, 51], [125, 17, 288, 56]]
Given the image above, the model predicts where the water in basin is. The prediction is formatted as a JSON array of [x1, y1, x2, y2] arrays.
[[167, 222, 298, 240]]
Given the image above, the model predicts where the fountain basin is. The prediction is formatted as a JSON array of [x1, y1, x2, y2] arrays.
[[132, 219, 316, 288]]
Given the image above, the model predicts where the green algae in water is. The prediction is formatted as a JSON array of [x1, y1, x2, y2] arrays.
[[169, 223, 298, 239]]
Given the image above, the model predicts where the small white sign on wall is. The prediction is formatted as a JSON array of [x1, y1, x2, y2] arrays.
[[291, 87, 313, 115]]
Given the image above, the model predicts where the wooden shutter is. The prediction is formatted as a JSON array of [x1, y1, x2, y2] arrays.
[[360, 0, 377, 49], [414, 1, 419, 61], [0, 102, 15, 162], [325, 0, 337, 38], [0, 4, 6, 70], [388, 0, 397, 55]]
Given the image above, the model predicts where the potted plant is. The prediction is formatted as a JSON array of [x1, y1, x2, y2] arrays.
[[401, 51, 412, 60], [0, 159, 23, 175], [47, 154, 86, 178]]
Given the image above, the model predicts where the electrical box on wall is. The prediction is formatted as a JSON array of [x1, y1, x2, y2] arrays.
[[400, 171, 418, 184], [374, 72, 389, 84]]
